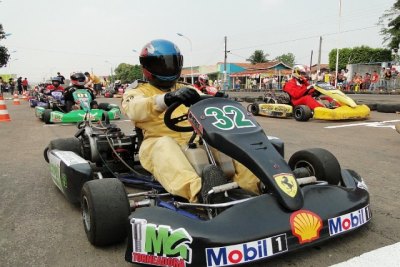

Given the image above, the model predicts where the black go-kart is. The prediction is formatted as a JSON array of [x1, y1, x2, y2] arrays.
[[44, 95, 371, 267]]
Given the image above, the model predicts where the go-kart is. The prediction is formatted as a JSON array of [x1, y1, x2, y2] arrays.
[[35, 88, 121, 124], [44, 95, 371, 266], [29, 89, 65, 109], [249, 82, 370, 121]]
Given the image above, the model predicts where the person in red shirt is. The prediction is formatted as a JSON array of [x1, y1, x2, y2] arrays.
[[283, 65, 331, 110], [369, 70, 379, 92]]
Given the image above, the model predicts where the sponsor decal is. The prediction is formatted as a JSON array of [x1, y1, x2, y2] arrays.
[[206, 234, 288, 267], [131, 219, 192, 267], [290, 210, 322, 244], [188, 111, 203, 135], [274, 173, 297, 197], [49, 154, 67, 190], [51, 113, 63, 122], [328, 205, 371, 236]]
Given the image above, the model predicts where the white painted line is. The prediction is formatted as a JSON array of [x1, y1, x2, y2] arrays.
[[325, 120, 400, 129], [331, 242, 400, 267]]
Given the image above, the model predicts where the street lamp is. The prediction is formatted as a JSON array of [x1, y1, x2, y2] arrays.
[[177, 33, 194, 85]]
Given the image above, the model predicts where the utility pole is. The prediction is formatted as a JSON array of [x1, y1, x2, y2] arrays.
[[309, 50, 313, 77], [223, 36, 227, 90], [317, 36, 322, 73]]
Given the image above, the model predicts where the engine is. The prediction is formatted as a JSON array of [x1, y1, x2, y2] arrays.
[[79, 123, 138, 169]]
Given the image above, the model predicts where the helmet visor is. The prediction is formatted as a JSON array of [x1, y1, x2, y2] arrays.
[[140, 55, 183, 77]]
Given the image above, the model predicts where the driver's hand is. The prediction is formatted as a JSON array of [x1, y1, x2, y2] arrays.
[[164, 87, 200, 107]]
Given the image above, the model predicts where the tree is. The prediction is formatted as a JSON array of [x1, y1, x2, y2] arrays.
[[274, 53, 295, 67], [246, 50, 269, 64], [328, 46, 392, 70], [378, 0, 400, 50], [114, 63, 142, 84], [0, 24, 10, 68]]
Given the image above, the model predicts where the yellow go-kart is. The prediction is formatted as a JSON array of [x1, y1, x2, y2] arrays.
[[249, 82, 370, 121]]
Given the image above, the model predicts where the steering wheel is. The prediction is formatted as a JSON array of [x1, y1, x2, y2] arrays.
[[164, 95, 212, 132]]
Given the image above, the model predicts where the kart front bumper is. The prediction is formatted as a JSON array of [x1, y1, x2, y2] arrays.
[[313, 105, 370, 120], [258, 103, 293, 118], [125, 170, 371, 266]]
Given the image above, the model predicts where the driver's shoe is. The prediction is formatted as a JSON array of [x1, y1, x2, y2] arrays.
[[200, 164, 228, 204]]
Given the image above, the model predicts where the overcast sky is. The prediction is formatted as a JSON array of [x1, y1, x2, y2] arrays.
[[0, 0, 396, 82]]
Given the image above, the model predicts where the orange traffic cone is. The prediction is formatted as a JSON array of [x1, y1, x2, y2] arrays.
[[0, 95, 11, 122], [13, 95, 21, 105], [22, 92, 28, 101]]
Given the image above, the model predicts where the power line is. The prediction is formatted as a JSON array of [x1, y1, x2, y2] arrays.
[[229, 25, 378, 52]]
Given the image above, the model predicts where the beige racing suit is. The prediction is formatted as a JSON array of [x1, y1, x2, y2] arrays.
[[122, 81, 260, 202]]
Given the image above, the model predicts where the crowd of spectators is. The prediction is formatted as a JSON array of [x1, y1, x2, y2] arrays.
[[311, 67, 399, 92]]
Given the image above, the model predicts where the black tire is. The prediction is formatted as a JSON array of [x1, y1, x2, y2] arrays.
[[101, 111, 110, 124], [293, 105, 312, 121], [288, 148, 341, 185], [98, 102, 110, 111], [44, 137, 82, 163], [248, 102, 261, 116], [376, 103, 400, 113], [81, 178, 130, 246], [43, 109, 53, 124]]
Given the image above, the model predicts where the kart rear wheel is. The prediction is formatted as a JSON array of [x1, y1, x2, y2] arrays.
[[44, 137, 82, 163], [43, 109, 53, 124], [288, 148, 341, 185], [294, 105, 312, 121], [81, 178, 130, 246]]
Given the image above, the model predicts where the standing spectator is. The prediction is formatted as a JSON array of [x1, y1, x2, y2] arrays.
[[84, 71, 102, 95], [369, 70, 379, 92], [235, 78, 241, 90], [361, 73, 371, 92], [324, 71, 331, 84], [0, 76, 4, 95], [22, 77, 29, 93], [57, 72, 66, 84], [383, 68, 392, 91], [9, 78, 15, 95], [17, 77, 23, 95]]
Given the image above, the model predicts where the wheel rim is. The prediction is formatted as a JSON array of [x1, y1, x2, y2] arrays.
[[294, 108, 302, 119], [82, 196, 91, 231], [293, 160, 316, 176]]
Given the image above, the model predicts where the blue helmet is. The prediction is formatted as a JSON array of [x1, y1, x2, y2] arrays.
[[139, 39, 183, 89]]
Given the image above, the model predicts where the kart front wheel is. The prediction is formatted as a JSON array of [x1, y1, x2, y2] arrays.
[[247, 102, 261, 116], [43, 109, 53, 124], [288, 148, 341, 185], [294, 105, 312, 121], [81, 178, 130, 246]]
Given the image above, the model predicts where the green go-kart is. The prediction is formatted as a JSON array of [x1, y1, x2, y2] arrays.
[[35, 88, 121, 124]]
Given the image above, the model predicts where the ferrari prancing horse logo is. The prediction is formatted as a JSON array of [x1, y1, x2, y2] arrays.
[[274, 173, 297, 197]]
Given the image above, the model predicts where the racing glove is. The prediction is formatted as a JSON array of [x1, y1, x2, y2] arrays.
[[164, 87, 200, 107]]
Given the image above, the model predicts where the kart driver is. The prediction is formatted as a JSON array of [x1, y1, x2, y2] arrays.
[[193, 74, 209, 93], [122, 39, 260, 203], [44, 77, 64, 94], [64, 72, 97, 112], [283, 65, 336, 110]]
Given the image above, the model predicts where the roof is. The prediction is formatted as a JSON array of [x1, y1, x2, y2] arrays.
[[229, 61, 292, 77]]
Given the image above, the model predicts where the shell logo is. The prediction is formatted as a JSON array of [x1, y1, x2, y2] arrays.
[[290, 210, 322, 244]]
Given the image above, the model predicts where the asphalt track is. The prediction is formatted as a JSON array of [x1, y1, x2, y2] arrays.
[[0, 93, 399, 267]]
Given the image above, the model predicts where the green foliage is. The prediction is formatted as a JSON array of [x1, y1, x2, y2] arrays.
[[246, 50, 269, 64], [114, 63, 143, 84], [0, 24, 10, 68], [274, 53, 295, 67], [379, 0, 400, 49], [328, 46, 392, 70]]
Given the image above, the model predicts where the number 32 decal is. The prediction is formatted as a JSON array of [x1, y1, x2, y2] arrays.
[[204, 105, 255, 130]]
